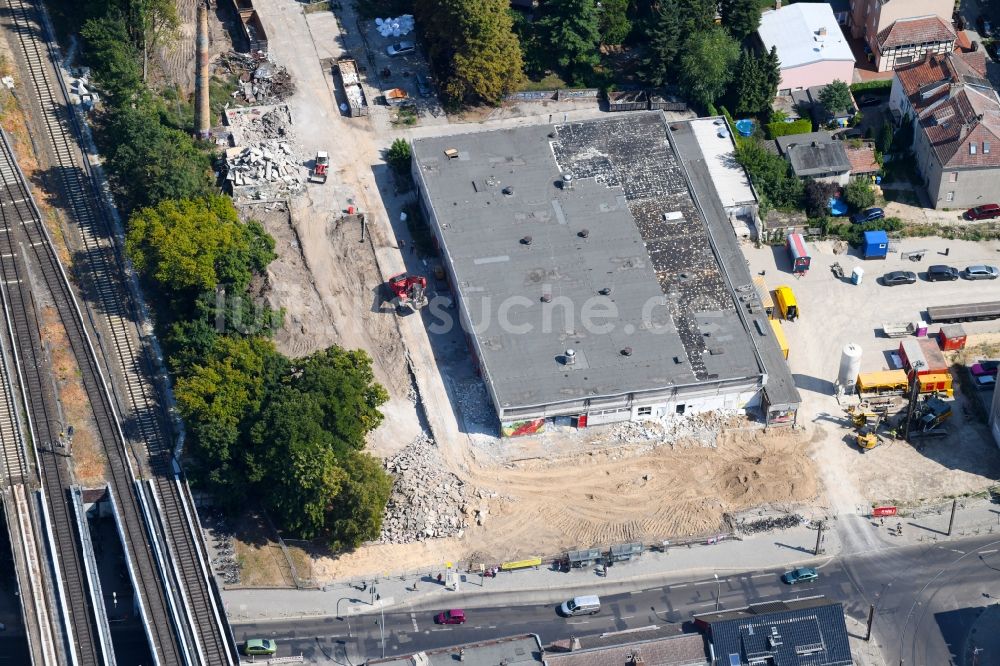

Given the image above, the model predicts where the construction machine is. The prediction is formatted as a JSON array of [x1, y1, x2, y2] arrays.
[[387, 273, 428, 312], [309, 151, 329, 184]]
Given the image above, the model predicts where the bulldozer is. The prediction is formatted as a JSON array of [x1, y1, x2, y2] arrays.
[[387, 273, 428, 312], [308, 151, 329, 184]]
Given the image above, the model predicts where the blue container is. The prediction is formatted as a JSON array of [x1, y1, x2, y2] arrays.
[[829, 197, 848, 216], [734, 119, 755, 137], [862, 230, 889, 259]]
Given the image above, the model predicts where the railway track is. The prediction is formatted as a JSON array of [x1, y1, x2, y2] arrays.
[[0, 131, 102, 665], [4, 0, 235, 663]]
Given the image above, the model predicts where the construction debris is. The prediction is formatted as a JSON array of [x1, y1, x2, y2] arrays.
[[218, 50, 294, 105], [223, 105, 306, 202], [379, 434, 474, 544]]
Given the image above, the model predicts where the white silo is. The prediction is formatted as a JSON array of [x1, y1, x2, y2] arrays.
[[837, 344, 863, 393]]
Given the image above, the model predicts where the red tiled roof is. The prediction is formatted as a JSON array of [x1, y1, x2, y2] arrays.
[[897, 52, 988, 99], [920, 92, 1000, 168], [876, 15, 955, 51], [846, 145, 879, 174], [955, 30, 973, 52]]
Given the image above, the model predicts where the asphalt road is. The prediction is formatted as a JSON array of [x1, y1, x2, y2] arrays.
[[232, 534, 1000, 664]]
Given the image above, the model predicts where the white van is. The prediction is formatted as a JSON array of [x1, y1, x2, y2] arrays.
[[560, 595, 601, 616]]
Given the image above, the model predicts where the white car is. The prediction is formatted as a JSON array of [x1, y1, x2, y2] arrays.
[[386, 41, 415, 57]]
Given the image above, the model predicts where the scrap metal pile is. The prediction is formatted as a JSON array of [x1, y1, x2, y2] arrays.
[[218, 50, 295, 105]]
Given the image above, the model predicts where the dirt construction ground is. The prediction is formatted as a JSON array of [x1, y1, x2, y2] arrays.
[[213, 0, 1000, 581]]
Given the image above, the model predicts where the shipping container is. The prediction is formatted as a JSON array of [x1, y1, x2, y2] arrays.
[[769, 318, 789, 359], [786, 233, 811, 273], [917, 372, 954, 398], [937, 324, 967, 351], [856, 370, 909, 397], [899, 338, 948, 377], [774, 285, 799, 321]]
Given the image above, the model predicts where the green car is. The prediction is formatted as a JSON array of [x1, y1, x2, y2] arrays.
[[243, 638, 277, 656], [782, 567, 818, 585]]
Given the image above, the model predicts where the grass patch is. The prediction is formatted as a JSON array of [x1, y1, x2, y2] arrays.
[[391, 106, 418, 127], [518, 72, 568, 92]]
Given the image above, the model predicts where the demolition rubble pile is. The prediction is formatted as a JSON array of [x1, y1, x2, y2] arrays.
[[218, 50, 295, 105], [224, 105, 305, 201], [610, 411, 736, 447], [379, 434, 473, 544]]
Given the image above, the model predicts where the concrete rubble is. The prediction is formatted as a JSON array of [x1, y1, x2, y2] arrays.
[[224, 105, 306, 202], [379, 433, 475, 544], [609, 411, 737, 447], [218, 50, 295, 105]]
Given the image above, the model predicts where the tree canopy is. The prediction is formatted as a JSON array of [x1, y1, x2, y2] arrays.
[[126, 195, 276, 296], [735, 138, 804, 214], [536, 0, 602, 83], [679, 26, 740, 110], [844, 177, 876, 212], [819, 80, 853, 116], [720, 0, 762, 42], [599, 0, 632, 45]]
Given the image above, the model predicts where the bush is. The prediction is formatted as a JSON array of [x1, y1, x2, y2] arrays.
[[386, 138, 412, 174], [766, 118, 812, 139], [844, 178, 876, 212], [849, 79, 893, 93]]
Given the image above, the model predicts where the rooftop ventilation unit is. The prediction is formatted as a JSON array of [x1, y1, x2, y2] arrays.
[[444, 148, 459, 159], [564, 348, 577, 365], [502, 186, 515, 196], [578, 228, 590, 238], [562, 172, 574, 190], [521, 235, 533, 245]]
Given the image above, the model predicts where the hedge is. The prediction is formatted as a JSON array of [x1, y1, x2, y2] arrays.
[[850, 80, 892, 93], [766, 118, 813, 139]]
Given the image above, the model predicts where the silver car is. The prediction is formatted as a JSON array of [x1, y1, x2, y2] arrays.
[[964, 265, 1000, 280], [386, 41, 415, 57]]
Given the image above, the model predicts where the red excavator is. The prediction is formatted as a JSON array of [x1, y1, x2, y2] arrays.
[[387, 273, 428, 312]]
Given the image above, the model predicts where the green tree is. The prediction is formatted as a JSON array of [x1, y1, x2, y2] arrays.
[[417, 0, 524, 106], [818, 79, 853, 116], [720, 0, 761, 41], [536, 0, 601, 83], [735, 138, 803, 213], [844, 177, 876, 212], [126, 195, 277, 296], [599, 0, 632, 45], [80, 17, 144, 102], [731, 49, 769, 115], [386, 138, 412, 174], [762, 45, 781, 96], [877, 120, 894, 155], [639, 7, 681, 87], [326, 451, 393, 551], [679, 26, 740, 110]]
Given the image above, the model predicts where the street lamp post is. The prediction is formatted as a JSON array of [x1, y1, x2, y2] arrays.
[[714, 574, 721, 611]]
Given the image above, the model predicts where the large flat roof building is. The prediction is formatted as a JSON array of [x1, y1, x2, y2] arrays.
[[412, 113, 799, 433]]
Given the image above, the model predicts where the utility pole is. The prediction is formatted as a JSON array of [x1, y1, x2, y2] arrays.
[[814, 521, 824, 556], [865, 603, 874, 641], [714, 573, 721, 611], [948, 498, 958, 536]]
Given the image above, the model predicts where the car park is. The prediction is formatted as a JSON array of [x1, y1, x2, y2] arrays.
[[882, 270, 917, 286], [435, 609, 466, 625], [386, 41, 415, 57], [964, 204, 1000, 221], [926, 265, 959, 281], [963, 265, 1000, 280], [851, 207, 885, 224], [782, 567, 818, 584], [416, 73, 433, 97], [243, 639, 277, 656]]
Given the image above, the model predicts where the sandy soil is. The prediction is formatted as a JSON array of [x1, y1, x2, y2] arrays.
[[313, 426, 819, 579]]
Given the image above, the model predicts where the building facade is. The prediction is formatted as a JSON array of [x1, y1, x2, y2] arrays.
[[758, 4, 855, 93], [873, 15, 956, 71], [849, 0, 953, 41]]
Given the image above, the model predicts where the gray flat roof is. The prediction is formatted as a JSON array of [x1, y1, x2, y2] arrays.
[[368, 635, 544, 665], [413, 113, 765, 414]]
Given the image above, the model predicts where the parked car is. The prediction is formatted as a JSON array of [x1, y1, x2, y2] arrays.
[[882, 270, 917, 286], [964, 203, 1000, 221], [243, 639, 277, 656], [415, 73, 433, 97], [964, 265, 1000, 280], [851, 207, 885, 224], [975, 375, 996, 390], [386, 41, 415, 57], [971, 361, 999, 377], [926, 265, 959, 281], [857, 95, 882, 107], [782, 567, 819, 584], [435, 609, 466, 625]]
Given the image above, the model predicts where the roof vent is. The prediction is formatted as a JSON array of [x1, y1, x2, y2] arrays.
[[564, 348, 576, 365], [541, 293, 552, 303], [817, 26, 827, 37], [578, 228, 590, 238], [598, 287, 612, 296], [621, 346, 633, 356], [521, 235, 533, 245], [502, 186, 514, 196], [561, 173, 574, 190], [444, 148, 459, 159]]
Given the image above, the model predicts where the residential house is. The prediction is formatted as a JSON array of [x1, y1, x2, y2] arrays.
[[873, 15, 956, 71], [758, 4, 855, 93], [845, 141, 880, 179], [889, 51, 1000, 209], [776, 132, 853, 185], [848, 0, 956, 70], [694, 596, 853, 666]]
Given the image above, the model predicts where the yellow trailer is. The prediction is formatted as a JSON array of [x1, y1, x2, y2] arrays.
[[769, 318, 789, 359], [856, 370, 909, 397], [774, 285, 798, 321]]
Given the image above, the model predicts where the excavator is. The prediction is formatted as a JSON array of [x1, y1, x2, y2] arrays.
[[387, 273, 428, 312]]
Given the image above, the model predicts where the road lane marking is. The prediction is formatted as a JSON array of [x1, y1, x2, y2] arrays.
[[980, 549, 997, 555], [671, 584, 688, 589], [751, 574, 771, 579], [694, 602, 718, 607], [620, 615, 633, 619], [410, 613, 418, 632], [950, 549, 966, 554]]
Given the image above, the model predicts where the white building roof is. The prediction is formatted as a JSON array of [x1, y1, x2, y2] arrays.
[[689, 118, 756, 209], [759, 4, 855, 69]]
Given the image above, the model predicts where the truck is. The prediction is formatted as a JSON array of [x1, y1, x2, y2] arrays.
[[881, 321, 916, 338], [308, 151, 329, 184], [774, 285, 798, 321], [786, 232, 811, 273], [336, 58, 369, 117]]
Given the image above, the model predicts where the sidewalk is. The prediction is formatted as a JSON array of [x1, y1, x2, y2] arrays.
[[223, 497, 1000, 622]]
